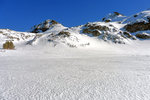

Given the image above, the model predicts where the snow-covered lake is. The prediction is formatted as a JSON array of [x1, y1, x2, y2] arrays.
[[0, 40, 150, 100]]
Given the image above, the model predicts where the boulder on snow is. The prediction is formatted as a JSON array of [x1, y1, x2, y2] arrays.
[[0, 31, 3, 33], [3, 41, 15, 49]]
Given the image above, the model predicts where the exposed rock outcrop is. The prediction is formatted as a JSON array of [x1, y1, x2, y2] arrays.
[[82, 23, 110, 36], [123, 10, 150, 33], [136, 33, 150, 39], [30, 19, 59, 33], [82, 22, 135, 44], [124, 22, 150, 33], [57, 31, 70, 37]]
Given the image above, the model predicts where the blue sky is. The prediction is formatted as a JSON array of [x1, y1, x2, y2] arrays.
[[0, 0, 150, 31]]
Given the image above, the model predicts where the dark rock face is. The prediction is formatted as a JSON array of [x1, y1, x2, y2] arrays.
[[31, 19, 59, 33], [83, 23, 110, 36], [104, 20, 111, 23], [124, 22, 150, 33], [84, 24, 110, 31], [136, 33, 150, 39], [114, 12, 121, 16], [121, 32, 136, 40], [83, 29, 101, 36], [58, 31, 70, 37], [133, 15, 138, 17]]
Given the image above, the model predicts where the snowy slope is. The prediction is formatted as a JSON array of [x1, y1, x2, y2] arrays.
[[123, 9, 150, 24], [0, 29, 35, 47], [0, 40, 150, 100]]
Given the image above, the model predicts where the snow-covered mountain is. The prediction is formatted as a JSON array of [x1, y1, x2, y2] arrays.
[[27, 21, 136, 47], [1, 9, 150, 49]]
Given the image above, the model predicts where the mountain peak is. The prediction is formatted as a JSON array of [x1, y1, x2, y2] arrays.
[[102, 12, 126, 22], [30, 19, 60, 33]]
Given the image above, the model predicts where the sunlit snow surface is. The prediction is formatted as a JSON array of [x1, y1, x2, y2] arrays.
[[123, 10, 150, 24], [0, 40, 150, 100]]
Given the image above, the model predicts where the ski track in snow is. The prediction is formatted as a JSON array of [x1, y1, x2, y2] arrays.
[[0, 41, 150, 100]]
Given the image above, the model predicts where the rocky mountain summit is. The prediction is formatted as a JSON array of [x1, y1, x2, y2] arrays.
[[102, 12, 126, 23], [30, 19, 59, 33]]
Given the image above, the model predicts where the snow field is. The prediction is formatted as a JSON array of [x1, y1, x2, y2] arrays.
[[0, 40, 150, 100]]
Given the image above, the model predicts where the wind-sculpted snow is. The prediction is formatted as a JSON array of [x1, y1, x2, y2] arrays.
[[0, 40, 150, 100]]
